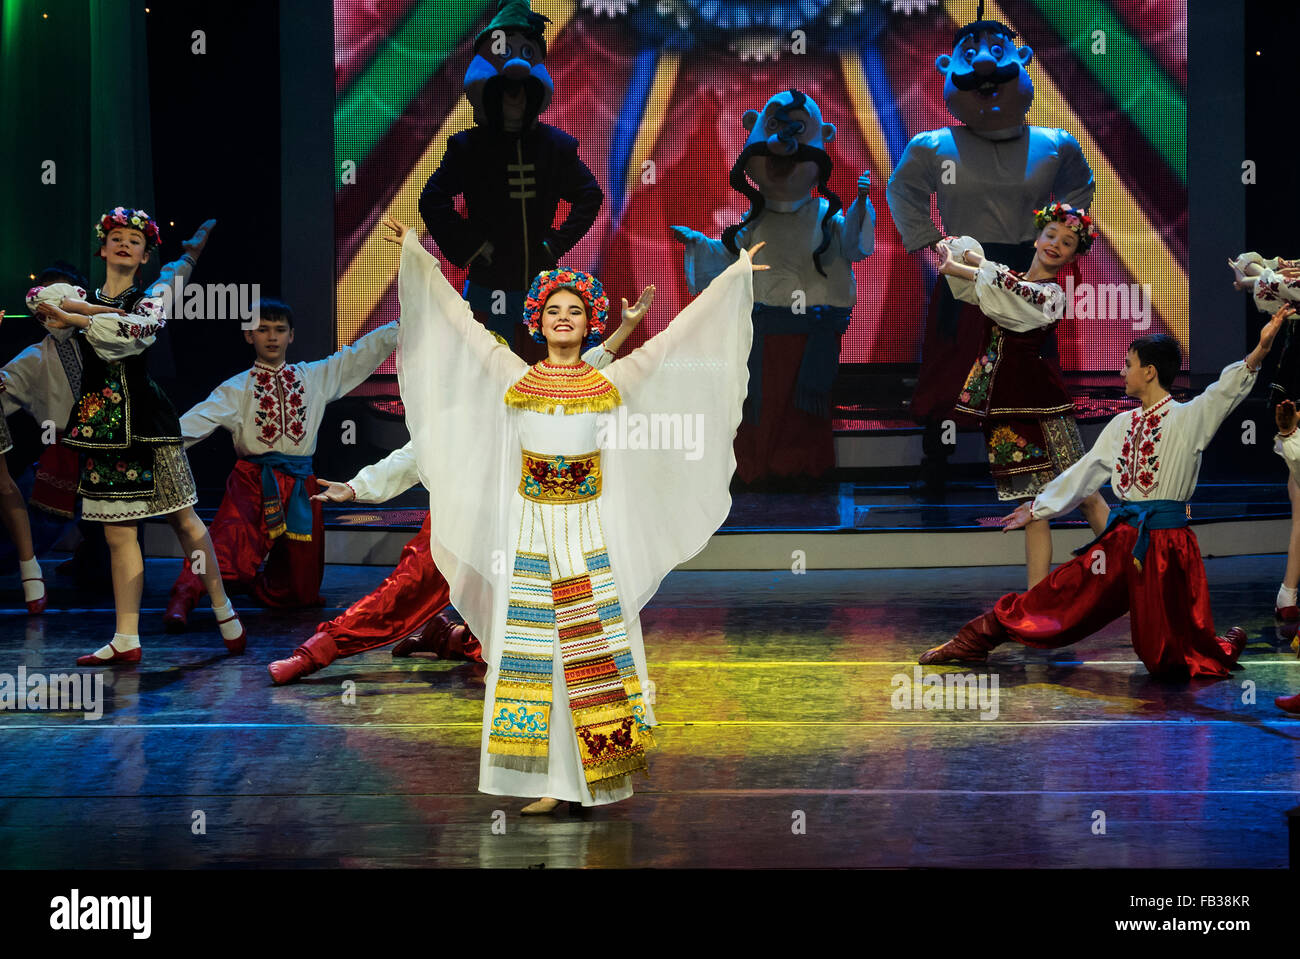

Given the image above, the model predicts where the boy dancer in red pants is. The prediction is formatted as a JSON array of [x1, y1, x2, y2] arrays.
[[166, 301, 398, 627], [921, 305, 1293, 678]]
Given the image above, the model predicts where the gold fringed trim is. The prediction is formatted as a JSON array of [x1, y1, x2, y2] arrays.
[[504, 393, 621, 416], [487, 752, 550, 775], [488, 737, 552, 758], [504, 361, 622, 415], [282, 530, 313, 542]]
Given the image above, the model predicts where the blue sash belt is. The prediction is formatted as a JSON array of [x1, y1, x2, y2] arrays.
[[245, 452, 315, 542], [1071, 499, 1188, 571]]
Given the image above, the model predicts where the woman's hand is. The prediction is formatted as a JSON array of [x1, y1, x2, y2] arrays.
[[182, 219, 217, 260], [1276, 399, 1299, 436], [381, 215, 410, 245], [61, 297, 125, 317], [621, 286, 654, 329], [934, 240, 957, 275], [34, 301, 89, 329], [1228, 257, 1255, 290], [747, 240, 769, 272], [311, 478, 356, 503], [1001, 501, 1035, 531]]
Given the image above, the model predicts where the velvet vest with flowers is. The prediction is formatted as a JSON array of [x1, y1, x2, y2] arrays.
[[63, 286, 183, 499]]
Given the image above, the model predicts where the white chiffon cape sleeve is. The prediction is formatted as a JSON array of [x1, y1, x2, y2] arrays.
[[395, 230, 528, 651], [599, 250, 754, 618]]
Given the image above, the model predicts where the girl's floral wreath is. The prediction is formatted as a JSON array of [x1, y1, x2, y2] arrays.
[[1033, 202, 1097, 254], [522, 268, 609, 346], [95, 206, 161, 252]]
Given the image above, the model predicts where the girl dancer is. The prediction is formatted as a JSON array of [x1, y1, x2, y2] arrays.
[[33, 208, 246, 665], [936, 202, 1109, 587], [386, 215, 762, 813]]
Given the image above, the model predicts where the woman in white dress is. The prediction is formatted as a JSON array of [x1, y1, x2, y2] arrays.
[[383, 216, 762, 812]]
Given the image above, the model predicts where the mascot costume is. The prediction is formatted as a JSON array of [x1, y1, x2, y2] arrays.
[[886, 1, 1094, 497], [419, 0, 603, 360], [673, 89, 874, 484]]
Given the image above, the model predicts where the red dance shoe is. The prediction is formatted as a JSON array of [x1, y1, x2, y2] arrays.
[[1275, 605, 1300, 642], [1217, 626, 1248, 662], [76, 644, 142, 667], [216, 612, 246, 655], [1276, 692, 1300, 714], [267, 651, 314, 685], [23, 577, 46, 615]]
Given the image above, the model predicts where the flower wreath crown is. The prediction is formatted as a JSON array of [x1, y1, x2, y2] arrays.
[[522, 268, 609, 346], [95, 206, 162, 252], [1033, 202, 1097, 254]]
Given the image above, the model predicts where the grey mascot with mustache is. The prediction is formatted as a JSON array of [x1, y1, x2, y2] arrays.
[[887, 1, 1094, 499], [672, 89, 874, 486]]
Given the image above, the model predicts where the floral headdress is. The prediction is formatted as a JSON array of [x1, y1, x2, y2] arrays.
[[523, 267, 609, 346], [94, 206, 161, 252], [1033, 202, 1097, 254]]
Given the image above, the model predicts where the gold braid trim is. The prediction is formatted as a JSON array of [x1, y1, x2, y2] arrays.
[[505, 361, 622, 415]]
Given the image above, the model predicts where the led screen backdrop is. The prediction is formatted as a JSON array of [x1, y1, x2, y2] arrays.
[[335, 0, 1186, 380]]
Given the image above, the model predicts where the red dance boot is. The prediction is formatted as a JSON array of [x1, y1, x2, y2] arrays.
[[393, 611, 453, 658], [1217, 626, 1248, 662], [919, 611, 1006, 665], [267, 632, 338, 685], [1275, 692, 1300, 714], [393, 612, 484, 663], [77, 642, 142, 667], [163, 583, 201, 633]]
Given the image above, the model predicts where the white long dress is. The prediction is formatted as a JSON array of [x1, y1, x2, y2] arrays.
[[395, 230, 754, 805]]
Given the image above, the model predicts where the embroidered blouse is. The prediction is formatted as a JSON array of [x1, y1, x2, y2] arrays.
[[1030, 362, 1258, 519], [179, 322, 399, 457]]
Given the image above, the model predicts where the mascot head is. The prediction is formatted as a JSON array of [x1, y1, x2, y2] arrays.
[[465, 0, 554, 132], [722, 89, 843, 277], [937, 1, 1034, 133]]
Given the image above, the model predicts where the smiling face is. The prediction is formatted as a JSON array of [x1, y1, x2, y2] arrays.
[[244, 317, 295, 365], [1033, 221, 1080, 273], [938, 28, 1035, 131], [541, 289, 588, 349], [99, 227, 150, 270]]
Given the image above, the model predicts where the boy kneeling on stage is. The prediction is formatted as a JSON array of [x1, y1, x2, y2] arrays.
[[921, 304, 1293, 678]]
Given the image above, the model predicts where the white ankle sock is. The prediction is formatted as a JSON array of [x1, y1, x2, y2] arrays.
[[212, 600, 243, 640], [92, 633, 141, 660], [1278, 585, 1298, 609], [18, 558, 44, 602]]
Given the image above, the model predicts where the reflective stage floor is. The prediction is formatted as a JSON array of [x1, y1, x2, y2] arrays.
[[0, 554, 1296, 869]]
